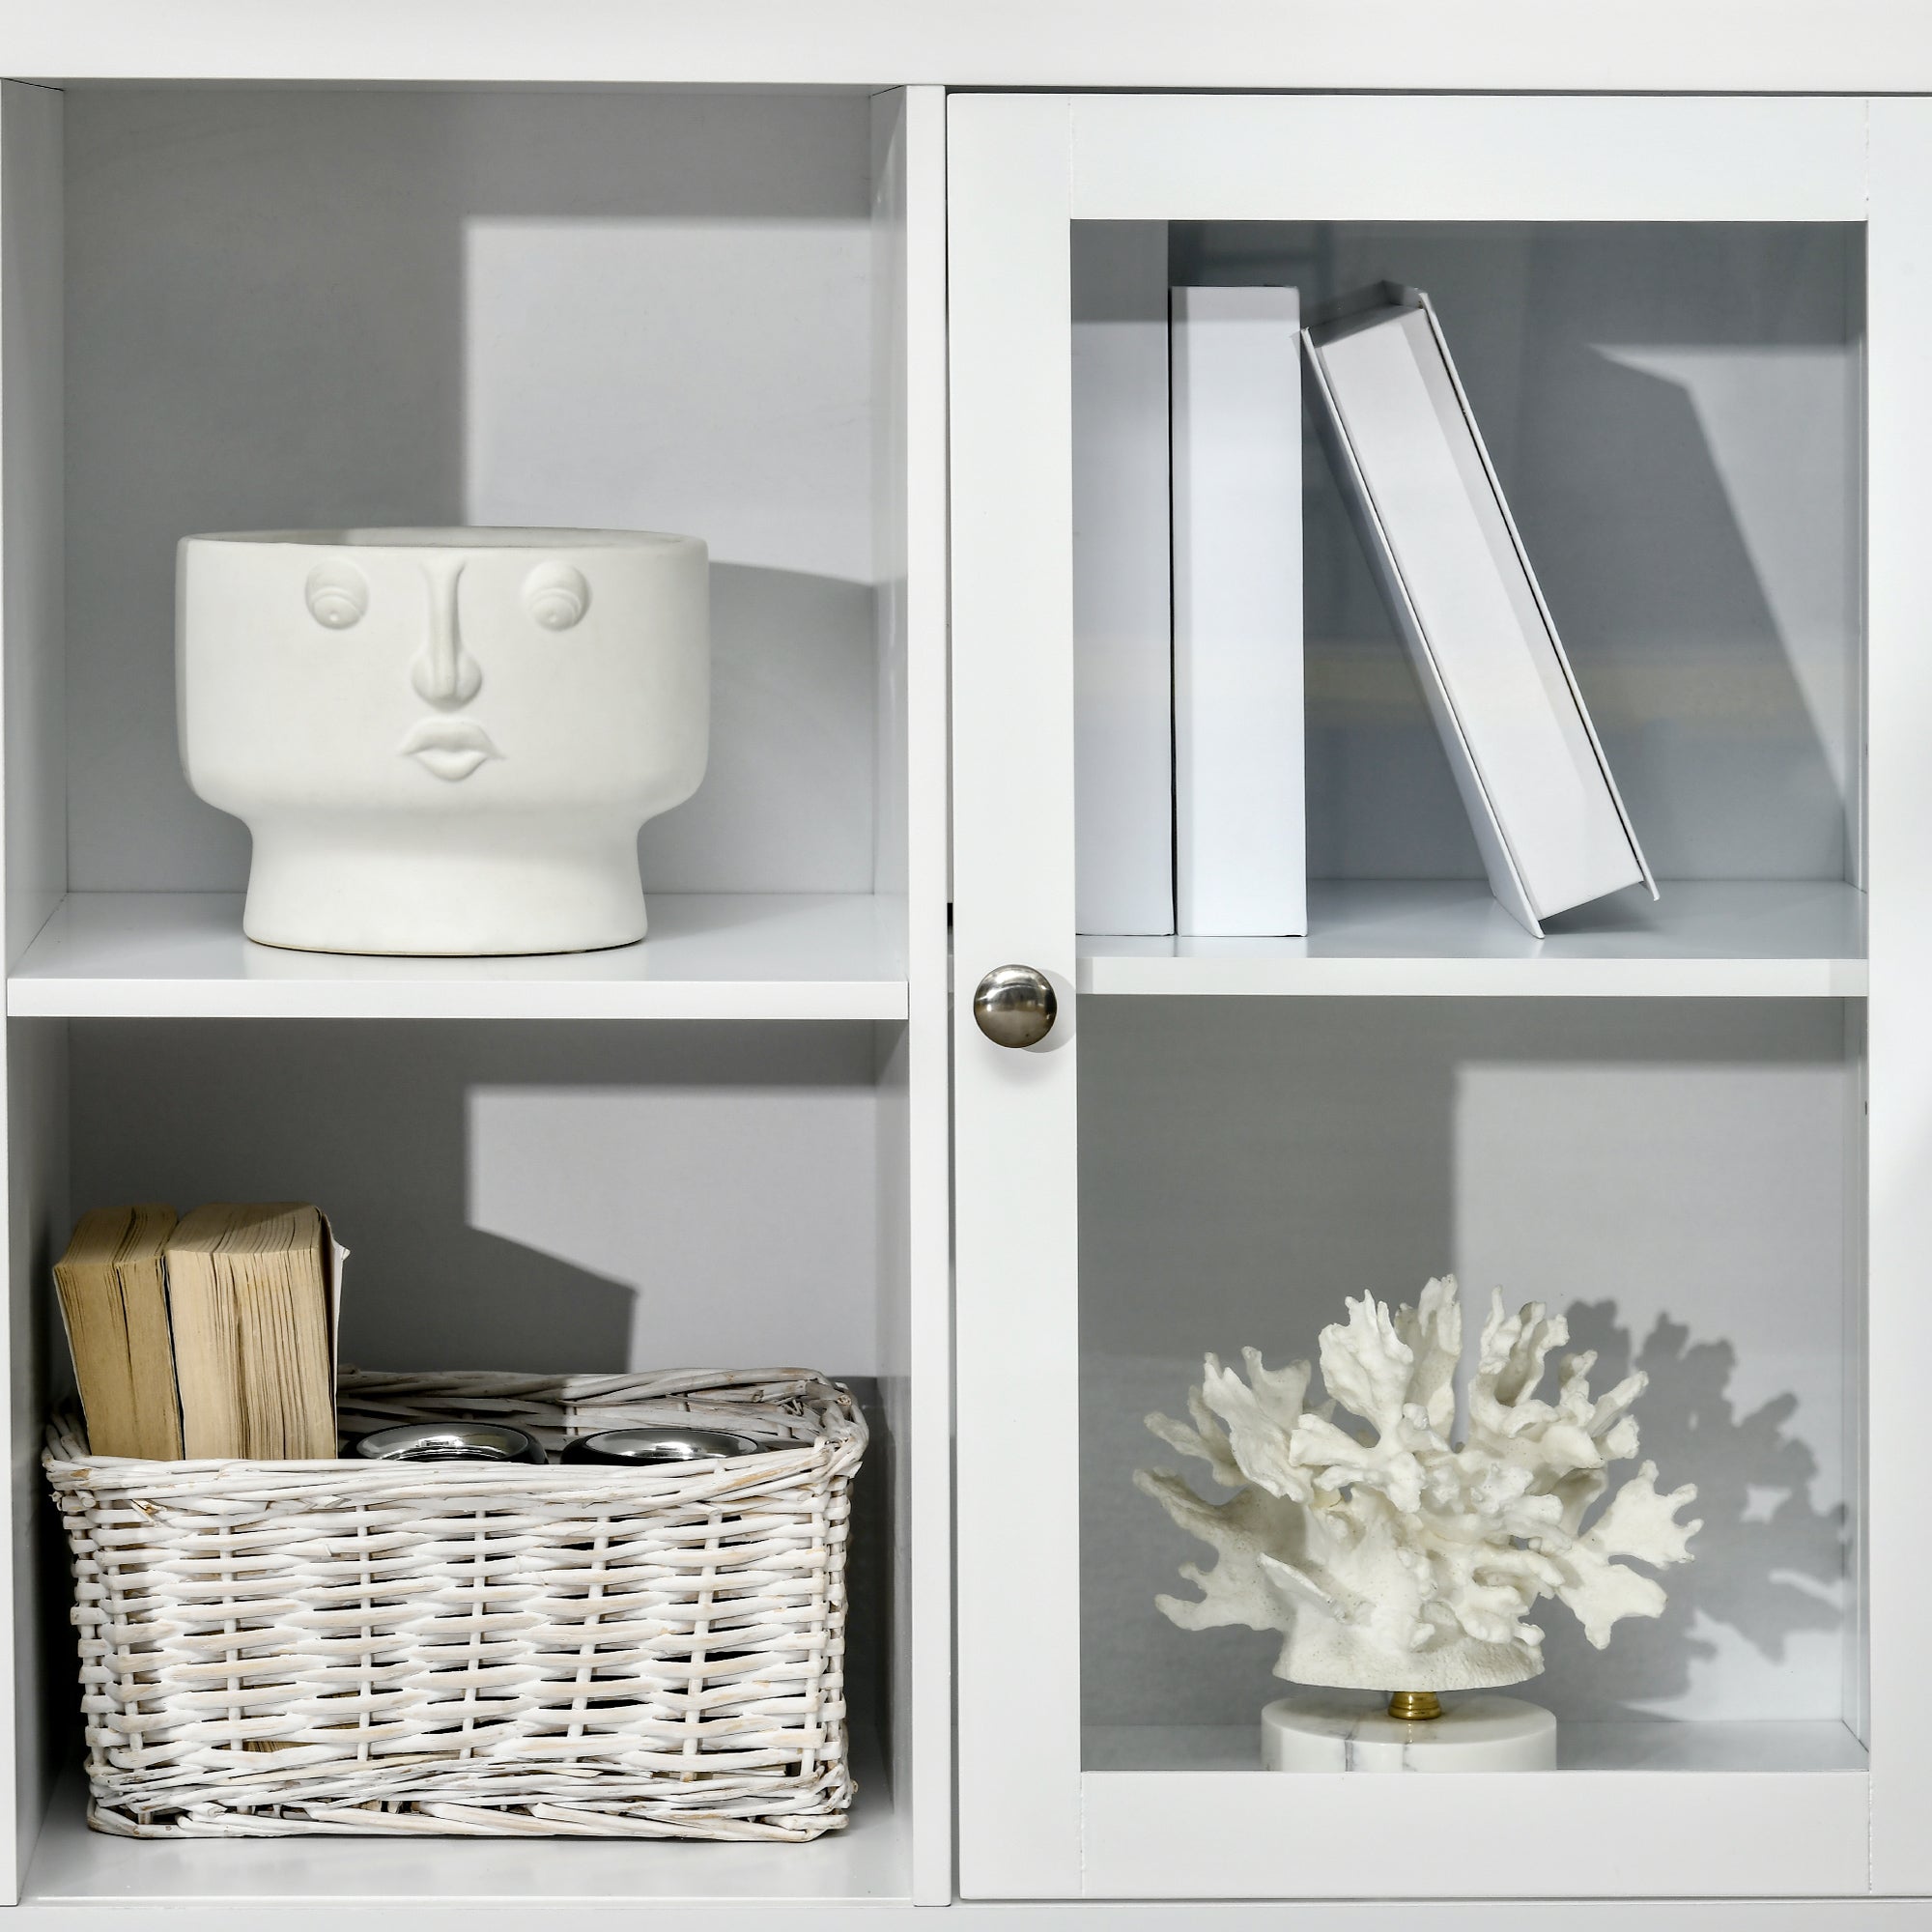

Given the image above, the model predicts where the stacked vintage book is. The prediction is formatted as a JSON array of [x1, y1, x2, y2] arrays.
[[53, 1202, 338, 1460]]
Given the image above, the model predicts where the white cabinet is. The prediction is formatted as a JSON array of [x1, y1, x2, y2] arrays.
[[951, 92, 1919, 1902], [3, 27, 1929, 1919]]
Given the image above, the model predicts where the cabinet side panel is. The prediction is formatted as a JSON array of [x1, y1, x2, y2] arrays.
[[869, 81, 952, 1907], [949, 93, 1083, 1899], [1, 79, 68, 1903], [872, 90, 908, 906], [1868, 95, 1932, 1897], [3, 1021, 66, 1904], [2, 81, 64, 968]]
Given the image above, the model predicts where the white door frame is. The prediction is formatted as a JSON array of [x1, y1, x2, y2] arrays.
[[950, 90, 1921, 1902]]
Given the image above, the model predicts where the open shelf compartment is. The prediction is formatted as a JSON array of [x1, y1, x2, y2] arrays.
[[14, 1011, 925, 1912], [6, 81, 925, 1009], [0, 75, 949, 1917], [1071, 214, 1867, 988]]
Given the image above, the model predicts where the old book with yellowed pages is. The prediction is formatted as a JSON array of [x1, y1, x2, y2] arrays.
[[53, 1203, 182, 1460], [166, 1202, 337, 1460]]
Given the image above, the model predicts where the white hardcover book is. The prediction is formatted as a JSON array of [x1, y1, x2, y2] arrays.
[[1072, 223, 1175, 935], [1303, 286, 1654, 935], [1170, 284, 1307, 937]]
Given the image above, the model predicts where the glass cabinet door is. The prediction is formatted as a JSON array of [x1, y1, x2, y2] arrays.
[[951, 91, 1932, 1903]]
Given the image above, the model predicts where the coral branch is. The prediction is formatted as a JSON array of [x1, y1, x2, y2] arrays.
[[1139, 1276, 1699, 1692]]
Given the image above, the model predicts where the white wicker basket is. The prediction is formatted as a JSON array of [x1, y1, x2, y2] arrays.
[[44, 1367, 866, 1840]]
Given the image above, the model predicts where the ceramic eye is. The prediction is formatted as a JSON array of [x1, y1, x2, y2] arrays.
[[524, 561, 590, 632], [305, 561, 369, 631]]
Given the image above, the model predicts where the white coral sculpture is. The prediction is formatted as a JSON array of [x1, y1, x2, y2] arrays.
[[1137, 1276, 1700, 1692]]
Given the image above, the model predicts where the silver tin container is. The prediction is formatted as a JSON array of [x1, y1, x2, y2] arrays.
[[351, 1421, 549, 1464], [560, 1426, 764, 1466]]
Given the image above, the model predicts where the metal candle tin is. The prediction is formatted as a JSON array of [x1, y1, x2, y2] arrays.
[[560, 1426, 764, 1466], [351, 1421, 550, 1464]]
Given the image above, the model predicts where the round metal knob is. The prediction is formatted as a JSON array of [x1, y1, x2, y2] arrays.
[[973, 963, 1058, 1048]]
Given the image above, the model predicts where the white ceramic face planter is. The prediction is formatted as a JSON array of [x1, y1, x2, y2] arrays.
[[178, 528, 709, 955]]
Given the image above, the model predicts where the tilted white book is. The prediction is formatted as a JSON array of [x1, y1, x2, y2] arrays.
[[1303, 285, 1654, 935], [1170, 284, 1306, 937]]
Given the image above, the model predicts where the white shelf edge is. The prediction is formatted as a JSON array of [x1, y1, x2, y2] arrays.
[[23, 1733, 909, 1912], [1076, 1728, 1870, 1898], [6, 892, 909, 1022], [7, 980, 911, 1022], [1083, 1717, 1870, 1776], [1078, 879, 1868, 999], [1078, 957, 1869, 999]]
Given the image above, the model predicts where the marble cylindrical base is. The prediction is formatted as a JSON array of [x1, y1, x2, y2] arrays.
[[1262, 1691, 1556, 1772]]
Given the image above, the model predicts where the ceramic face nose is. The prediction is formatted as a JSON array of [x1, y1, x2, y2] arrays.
[[411, 557, 483, 709]]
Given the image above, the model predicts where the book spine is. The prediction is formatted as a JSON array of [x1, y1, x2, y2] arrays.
[[1072, 222, 1175, 935], [1170, 285, 1306, 936]]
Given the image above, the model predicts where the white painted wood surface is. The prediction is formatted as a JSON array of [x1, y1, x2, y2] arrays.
[[948, 92, 1084, 1902], [0, 79, 66, 1906], [900, 84, 955, 1909], [1068, 95, 1868, 223], [1086, 1719, 1870, 1774], [11, 1, 1932, 94], [868, 82, 954, 1907], [1841, 1001, 1870, 1749], [0, 81, 62, 975], [1863, 96, 1932, 1901], [1079, 879, 1866, 998], [7, 894, 908, 1019], [5, 1901, 1932, 1932], [1080, 1763, 1869, 1899], [5, 1891, 1930, 1932], [27, 1745, 907, 1904]]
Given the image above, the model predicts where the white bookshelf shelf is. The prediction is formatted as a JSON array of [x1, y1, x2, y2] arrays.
[[1083, 1719, 1870, 1776], [1076, 1729, 1868, 1898], [1077, 879, 1867, 998], [6, 893, 909, 1022], [24, 1742, 907, 1913]]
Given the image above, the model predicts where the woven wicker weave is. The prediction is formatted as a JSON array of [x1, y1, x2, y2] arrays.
[[44, 1367, 865, 1840]]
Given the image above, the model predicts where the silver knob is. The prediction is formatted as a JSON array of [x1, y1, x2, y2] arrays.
[[973, 964, 1058, 1048]]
